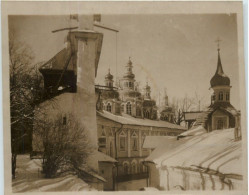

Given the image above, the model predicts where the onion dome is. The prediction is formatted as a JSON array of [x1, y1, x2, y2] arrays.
[[210, 49, 230, 88], [105, 68, 113, 80]]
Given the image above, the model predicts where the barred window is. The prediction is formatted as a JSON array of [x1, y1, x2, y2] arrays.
[[107, 102, 112, 112], [126, 102, 132, 115]]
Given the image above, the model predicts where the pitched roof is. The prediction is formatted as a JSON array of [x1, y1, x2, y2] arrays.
[[194, 102, 239, 127], [146, 127, 243, 176], [97, 110, 186, 130], [40, 47, 74, 72], [40, 30, 103, 77], [143, 136, 177, 149], [92, 151, 117, 163]]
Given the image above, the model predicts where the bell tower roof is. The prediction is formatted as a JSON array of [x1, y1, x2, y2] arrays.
[[123, 57, 135, 79], [105, 68, 113, 80], [210, 43, 230, 88]]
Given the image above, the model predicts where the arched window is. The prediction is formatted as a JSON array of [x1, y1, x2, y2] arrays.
[[131, 162, 137, 174], [119, 131, 126, 151], [226, 92, 230, 101], [218, 92, 223, 101], [98, 126, 106, 149], [106, 102, 112, 112], [123, 162, 129, 174], [131, 131, 138, 151], [144, 110, 150, 119], [108, 82, 112, 87], [126, 102, 132, 115]]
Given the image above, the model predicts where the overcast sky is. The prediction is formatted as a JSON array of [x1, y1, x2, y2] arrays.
[[9, 14, 240, 110]]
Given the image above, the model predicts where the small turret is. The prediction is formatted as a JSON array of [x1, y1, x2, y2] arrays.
[[105, 68, 114, 87]]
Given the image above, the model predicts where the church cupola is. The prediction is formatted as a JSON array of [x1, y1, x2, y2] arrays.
[[210, 49, 230, 88], [164, 89, 169, 107], [210, 41, 231, 104], [105, 68, 114, 87], [143, 82, 151, 100], [122, 57, 135, 90]]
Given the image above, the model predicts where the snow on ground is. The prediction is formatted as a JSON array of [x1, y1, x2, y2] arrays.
[[12, 154, 96, 192]]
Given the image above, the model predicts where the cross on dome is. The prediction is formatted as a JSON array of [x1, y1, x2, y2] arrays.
[[215, 37, 222, 51]]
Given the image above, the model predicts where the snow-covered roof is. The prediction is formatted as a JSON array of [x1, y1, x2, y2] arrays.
[[92, 151, 117, 163], [178, 125, 206, 137], [97, 110, 186, 130], [143, 136, 177, 149], [146, 127, 243, 176], [194, 102, 239, 127]]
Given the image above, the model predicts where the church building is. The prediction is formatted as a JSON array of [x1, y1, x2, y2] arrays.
[[95, 58, 186, 190], [195, 45, 240, 132]]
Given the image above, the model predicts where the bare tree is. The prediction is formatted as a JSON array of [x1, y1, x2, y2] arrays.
[[34, 113, 93, 178], [9, 30, 44, 178], [172, 95, 195, 125]]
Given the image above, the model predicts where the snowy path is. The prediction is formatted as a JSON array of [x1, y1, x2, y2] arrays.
[[12, 155, 96, 192]]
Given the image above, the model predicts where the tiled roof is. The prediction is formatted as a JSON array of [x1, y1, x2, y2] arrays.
[[97, 110, 186, 130]]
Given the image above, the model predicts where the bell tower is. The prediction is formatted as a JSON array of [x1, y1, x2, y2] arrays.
[[105, 68, 114, 87], [210, 38, 231, 105]]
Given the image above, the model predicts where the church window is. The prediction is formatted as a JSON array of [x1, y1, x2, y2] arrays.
[[126, 102, 132, 115], [121, 104, 124, 112], [119, 131, 126, 151], [99, 126, 106, 148], [131, 131, 138, 151], [217, 119, 224, 130], [106, 102, 112, 112], [63, 116, 67, 125], [123, 162, 129, 174], [226, 93, 230, 101], [219, 92, 223, 101], [131, 162, 137, 174], [108, 82, 112, 87], [144, 110, 150, 119]]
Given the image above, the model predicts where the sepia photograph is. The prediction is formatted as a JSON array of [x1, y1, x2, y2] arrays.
[[1, 1, 247, 194]]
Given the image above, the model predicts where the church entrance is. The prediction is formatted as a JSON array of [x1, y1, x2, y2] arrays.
[[217, 119, 224, 130]]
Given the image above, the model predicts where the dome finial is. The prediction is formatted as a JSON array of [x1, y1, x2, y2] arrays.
[[215, 37, 221, 52]]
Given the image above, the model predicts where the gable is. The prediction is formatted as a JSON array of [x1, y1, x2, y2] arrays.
[[212, 109, 229, 117]]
